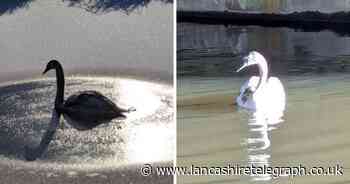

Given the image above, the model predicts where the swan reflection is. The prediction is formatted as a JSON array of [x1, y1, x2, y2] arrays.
[[245, 110, 284, 181]]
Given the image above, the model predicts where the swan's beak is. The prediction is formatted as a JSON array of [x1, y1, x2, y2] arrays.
[[236, 56, 250, 72], [236, 63, 248, 72], [42, 67, 49, 75]]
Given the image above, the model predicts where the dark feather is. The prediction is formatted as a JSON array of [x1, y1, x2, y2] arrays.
[[58, 90, 130, 130]]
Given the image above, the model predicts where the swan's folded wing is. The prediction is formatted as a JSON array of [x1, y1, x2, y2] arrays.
[[266, 77, 286, 110], [65, 90, 127, 112], [267, 77, 285, 97], [239, 76, 260, 93], [62, 91, 125, 123]]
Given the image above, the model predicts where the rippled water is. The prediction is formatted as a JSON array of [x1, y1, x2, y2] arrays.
[[177, 23, 350, 184], [0, 77, 173, 165]]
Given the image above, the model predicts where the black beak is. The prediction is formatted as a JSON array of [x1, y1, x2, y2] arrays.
[[42, 67, 49, 75]]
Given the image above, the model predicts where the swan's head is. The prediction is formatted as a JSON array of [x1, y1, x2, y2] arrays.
[[43, 60, 60, 74], [236, 51, 266, 72]]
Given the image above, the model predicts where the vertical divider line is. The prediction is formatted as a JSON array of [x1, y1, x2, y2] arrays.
[[173, 0, 178, 183]]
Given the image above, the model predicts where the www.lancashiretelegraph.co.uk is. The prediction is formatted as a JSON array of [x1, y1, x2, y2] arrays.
[[141, 164, 344, 178], [185, 164, 343, 178]]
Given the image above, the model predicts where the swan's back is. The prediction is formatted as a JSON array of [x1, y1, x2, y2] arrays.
[[65, 91, 120, 111], [59, 91, 127, 130]]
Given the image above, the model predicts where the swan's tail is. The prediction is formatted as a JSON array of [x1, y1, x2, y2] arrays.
[[126, 107, 136, 112], [118, 106, 136, 114]]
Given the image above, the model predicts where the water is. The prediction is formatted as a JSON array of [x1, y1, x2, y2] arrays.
[[177, 23, 350, 183], [0, 77, 173, 164], [0, 0, 172, 83], [0, 1, 173, 183]]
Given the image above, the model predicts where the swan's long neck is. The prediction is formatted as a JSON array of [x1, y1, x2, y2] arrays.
[[255, 58, 268, 92], [54, 65, 65, 106]]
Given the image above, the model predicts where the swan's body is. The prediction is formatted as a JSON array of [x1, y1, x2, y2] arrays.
[[25, 60, 134, 161], [236, 51, 285, 113], [57, 90, 131, 130], [237, 76, 285, 111]]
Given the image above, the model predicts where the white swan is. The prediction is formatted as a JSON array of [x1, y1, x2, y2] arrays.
[[236, 51, 286, 114]]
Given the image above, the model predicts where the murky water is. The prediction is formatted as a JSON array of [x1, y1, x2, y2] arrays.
[[177, 23, 350, 183]]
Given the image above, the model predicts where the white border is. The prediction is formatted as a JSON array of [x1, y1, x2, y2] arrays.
[[173, 0, 177, 183]]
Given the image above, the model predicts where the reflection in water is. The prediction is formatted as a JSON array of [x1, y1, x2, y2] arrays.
[[178, 75, 350, 183], [245, 110, 284, 181], [0, 0, 172, 15], [0, 77, 173, 168]]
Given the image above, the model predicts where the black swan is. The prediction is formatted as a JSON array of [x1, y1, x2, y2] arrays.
[[25, 60, 135, 161]]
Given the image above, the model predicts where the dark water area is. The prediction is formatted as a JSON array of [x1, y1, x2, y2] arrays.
[[178, 23, 350, 77]]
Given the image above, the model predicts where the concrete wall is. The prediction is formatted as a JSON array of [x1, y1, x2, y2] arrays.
[[179, 23, 350, 58], [178, 23, 350, 76]]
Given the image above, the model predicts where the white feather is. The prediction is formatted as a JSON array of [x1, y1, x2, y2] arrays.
[[237, 76, 285, 111], [236, 51, 286, 117]]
